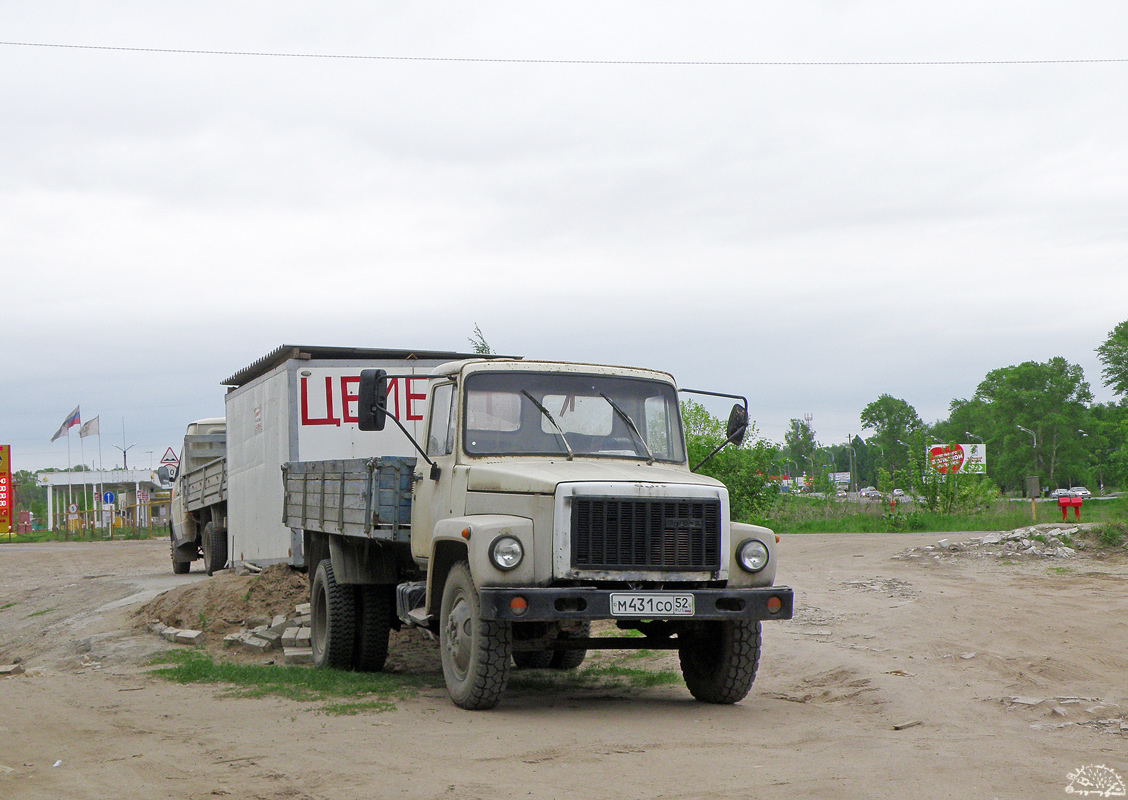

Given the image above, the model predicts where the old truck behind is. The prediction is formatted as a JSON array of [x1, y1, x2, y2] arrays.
[[284, 357, 793, 709]]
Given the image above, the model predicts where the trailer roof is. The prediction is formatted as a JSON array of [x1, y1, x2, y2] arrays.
[[222, 344, 511, 387]]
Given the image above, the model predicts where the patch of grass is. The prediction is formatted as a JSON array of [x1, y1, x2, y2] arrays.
[[0, 602, 17, 611], [27, 607, 56, 618], [1095, 522, 1126, 548], [321, 700, 396, 715], [760, 497, 1125, 535], [149, 650, 439, 712], [1048, 566, 1074, 575]]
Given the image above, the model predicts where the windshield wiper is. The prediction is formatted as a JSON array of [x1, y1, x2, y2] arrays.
[[600, 393, 654, 465], [521, 390, 574, 460]]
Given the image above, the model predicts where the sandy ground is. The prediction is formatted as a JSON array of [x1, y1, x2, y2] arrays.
[[1, 533, 1126, 800]]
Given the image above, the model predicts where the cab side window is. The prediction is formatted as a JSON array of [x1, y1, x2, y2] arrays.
[[427, 382, 456, 457]]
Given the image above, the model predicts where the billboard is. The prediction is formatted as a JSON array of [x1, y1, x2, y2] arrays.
[[926, 443, 987, 475], [0, 445, 10, 534]]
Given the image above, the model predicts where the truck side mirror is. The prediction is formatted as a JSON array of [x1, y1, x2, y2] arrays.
[[358, 369, 389, 431], [726, 404, 748, 446]]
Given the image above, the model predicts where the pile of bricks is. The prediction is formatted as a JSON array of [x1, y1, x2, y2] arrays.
[[148, 602, 316, 665]]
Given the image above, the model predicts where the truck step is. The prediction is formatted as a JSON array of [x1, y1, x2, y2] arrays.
[[396, 581, 428, 627]]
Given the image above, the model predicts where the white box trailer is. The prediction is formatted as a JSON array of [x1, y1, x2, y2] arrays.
[[171, 345, 493, 573]]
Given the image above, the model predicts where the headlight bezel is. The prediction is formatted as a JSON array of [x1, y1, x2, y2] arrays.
[[737, 538, 769, 573], [489, 535, 525, 571]]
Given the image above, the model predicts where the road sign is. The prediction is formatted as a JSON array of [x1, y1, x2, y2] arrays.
[[160, 447, 179, 465], [102, 491, 115, 504], [68, 503, 78, 513], [138, 491, 149, 503]]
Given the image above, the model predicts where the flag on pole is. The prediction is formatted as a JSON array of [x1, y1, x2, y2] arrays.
[[51, 407, 81, 442], [79, 416, 100, 438]]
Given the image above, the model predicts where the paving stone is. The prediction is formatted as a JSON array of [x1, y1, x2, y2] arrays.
[[294, 603, 311, 616], [283, 647, 313, 665], [256, 630, 282, 648], [160, 628, 180, 643], [174, 629, 204, 645], [241, 635, 273, 652], [0, 664, 25, 677], [281, 627, 311, 648], [223, 632, 244, 648], [245, 615, 271, 629]]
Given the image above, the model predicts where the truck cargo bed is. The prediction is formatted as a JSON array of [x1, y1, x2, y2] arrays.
[[282, 457, 414, 542], [182, 457, 227, 513]]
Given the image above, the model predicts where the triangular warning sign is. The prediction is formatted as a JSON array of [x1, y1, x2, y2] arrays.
[[160, 447, 179, 465]]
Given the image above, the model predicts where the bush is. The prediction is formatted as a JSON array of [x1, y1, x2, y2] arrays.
[[1096, 523, 1126, 548]]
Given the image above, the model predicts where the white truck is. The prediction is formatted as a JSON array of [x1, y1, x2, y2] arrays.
[[169, 345, 489, 575], [284, 357, 793, 709]]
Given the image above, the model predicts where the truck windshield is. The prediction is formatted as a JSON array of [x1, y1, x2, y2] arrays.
[[463, 371, 686, 463]]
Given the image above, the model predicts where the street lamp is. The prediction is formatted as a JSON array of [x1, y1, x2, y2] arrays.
[[965, 431, 984, 444], [1078, 430, 1103, 495]]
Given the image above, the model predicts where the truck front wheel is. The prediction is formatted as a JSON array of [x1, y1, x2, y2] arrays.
[[439, 561, 511, 709], [311, 560, 356, 670], [678, 620, 761, 704]]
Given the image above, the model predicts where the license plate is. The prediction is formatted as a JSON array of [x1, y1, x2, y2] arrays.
[[610, 592, 695, 617]]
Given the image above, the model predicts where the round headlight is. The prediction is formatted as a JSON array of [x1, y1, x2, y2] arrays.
[[489, 536, 524, 571], [737, 539, 769, 573]]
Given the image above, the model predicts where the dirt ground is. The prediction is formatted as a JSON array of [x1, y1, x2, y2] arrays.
[[1, 531, 1126, 800]]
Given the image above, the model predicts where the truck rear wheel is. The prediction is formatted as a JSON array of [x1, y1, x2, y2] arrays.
[[311, 560, 356, 670], [549, 621, 590, 670], [439, 561, 511, 709], [678, 620, 761, 704], [354, 585, 393, 672], [513, 651, 553, 669], [202, 521, 228, 576]]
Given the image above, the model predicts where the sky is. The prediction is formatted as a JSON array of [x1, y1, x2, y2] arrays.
[[3, 1, 1127, 473]]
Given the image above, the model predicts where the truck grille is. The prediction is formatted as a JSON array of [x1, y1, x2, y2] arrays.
[[571, 497, 721, 571]]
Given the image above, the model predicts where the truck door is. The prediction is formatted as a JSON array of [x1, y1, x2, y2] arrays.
[[411, 380, 459, 562]]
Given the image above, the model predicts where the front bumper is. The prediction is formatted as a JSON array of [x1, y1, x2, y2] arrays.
[[478, 585, 794, 622]]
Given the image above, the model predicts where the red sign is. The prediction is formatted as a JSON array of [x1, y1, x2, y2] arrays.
[[0, 445, 11, 534], [928, 445, 966, 474]]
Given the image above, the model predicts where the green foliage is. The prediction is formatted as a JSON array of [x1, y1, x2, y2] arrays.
[[682, 400, 775, 521], [972, 357, 1092, 491], [1096, 523, 1126, 548], [1096, 319, 1128, 397], [468, 323, 493, 355]]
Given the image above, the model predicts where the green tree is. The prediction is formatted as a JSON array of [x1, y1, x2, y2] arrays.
[[783, 418, 816, 479], [859, 395, 923, 478], [1096, 319, 1128, 397], [682, 400, 775, 521], [973, 357, 1092, 491]]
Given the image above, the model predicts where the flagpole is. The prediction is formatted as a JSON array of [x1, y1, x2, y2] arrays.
[[66, 428, 73, 536]]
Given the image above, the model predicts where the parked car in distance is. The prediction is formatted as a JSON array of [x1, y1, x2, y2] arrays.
[[892, 489, 905, 498], [1069, 486, 1092, 499], [859, 486, 881, 498], [1049, 488, 1077, 499]]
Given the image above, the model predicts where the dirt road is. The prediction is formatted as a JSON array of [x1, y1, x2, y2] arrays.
[[1, 534, 1125, 800]]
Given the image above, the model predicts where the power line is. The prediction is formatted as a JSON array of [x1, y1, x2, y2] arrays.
[[2, 40, 1126, 66]]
